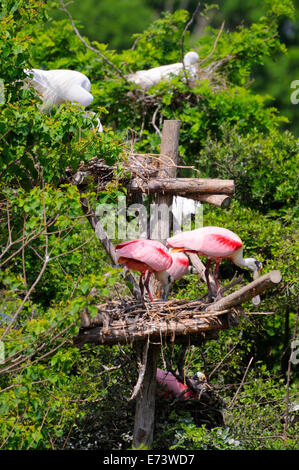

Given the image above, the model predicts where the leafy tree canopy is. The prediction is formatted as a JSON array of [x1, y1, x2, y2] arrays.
[[0, 0, 298, 450]]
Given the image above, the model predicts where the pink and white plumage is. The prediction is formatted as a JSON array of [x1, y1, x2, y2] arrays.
[[166, 252, 189, 281], [167, 226, 263, 303], [162, 252, 191, 300], [115, 240, 191, 301], [115, 239, 172, 301]]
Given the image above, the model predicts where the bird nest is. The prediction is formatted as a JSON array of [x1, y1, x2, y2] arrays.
[[65, 153, 195, 191], [74, 297, 241, 348]]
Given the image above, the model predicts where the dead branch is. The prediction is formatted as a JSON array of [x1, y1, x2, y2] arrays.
[[79, 196, 142, 300], [229, 356, 254, 408], [205, 271, 282, 312], [59, 0, 129, 84]]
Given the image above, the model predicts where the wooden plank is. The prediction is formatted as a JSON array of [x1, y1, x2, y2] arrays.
[[129, 177, 234, 196], [189, 193, 231, 209], [74, 311, 231, 347], [154, 120, 181, 242]]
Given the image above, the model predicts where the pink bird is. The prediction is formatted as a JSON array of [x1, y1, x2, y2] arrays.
[[156, 368, 206, 400], [167, 226, 263, 299], [162, 252, 192, 299], [115, 240, 192, 301], [115, 239, 173, 301]]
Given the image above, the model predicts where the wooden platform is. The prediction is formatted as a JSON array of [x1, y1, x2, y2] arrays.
[[74, 270, 282, 348]]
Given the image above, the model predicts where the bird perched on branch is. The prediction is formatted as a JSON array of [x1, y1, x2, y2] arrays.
[[127, 51, 199, 91], [167, 226, 263, 303], [24, 68, 103, 131], [115, 239, 191, 302]]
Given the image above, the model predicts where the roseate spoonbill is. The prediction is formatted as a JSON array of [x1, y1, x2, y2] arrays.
[[24, 68, 103, 131], [115, 239, 173, 302], [156, 368, 207, 400], [162, 252, 190, 300], [127, 51, 199, 91], [167, 226, 263, 301]]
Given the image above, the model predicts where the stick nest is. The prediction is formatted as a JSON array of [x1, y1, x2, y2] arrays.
[[75, 297, 241, 347]]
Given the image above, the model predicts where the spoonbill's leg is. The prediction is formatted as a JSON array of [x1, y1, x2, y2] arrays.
[[204, 259, 212, 294], [214, 259, 222, 298], [144, 271, 154, 302]]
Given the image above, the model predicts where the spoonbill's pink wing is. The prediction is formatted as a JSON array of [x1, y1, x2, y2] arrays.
[[167, 226, 242, 259], [156, 369, 196, 400], [115, 239, 172, 272]]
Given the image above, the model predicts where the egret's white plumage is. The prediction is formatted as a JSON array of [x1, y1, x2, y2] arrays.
[[24, 69, 93, 108], [24, 68, 103, 132], [128, 51, 199, 91]]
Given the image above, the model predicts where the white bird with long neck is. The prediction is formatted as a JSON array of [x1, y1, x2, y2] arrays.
[[167, 226, 263, 304], [127, 51, 199, 91], [24, 68, 103, 131]]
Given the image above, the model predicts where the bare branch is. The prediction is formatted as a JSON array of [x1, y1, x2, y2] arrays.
[[180, 1, 201, 64], [59, 0, 129, 84]]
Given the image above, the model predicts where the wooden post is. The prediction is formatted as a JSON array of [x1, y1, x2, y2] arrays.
[[132, 120, 181, 449], [153, 120, 181, 242]]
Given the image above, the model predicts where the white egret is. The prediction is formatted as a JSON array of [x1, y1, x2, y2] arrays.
[[24, 68, 103, 132], [127, 51, 199, 91]]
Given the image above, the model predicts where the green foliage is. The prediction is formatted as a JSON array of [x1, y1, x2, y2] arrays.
[[196, 125, 298, 215], [171, 370, 299, 450], [0, 0, 298, 450], [48, 0, 155, 51]]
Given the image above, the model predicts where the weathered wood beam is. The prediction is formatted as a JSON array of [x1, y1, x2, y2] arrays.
[[205, 270, 282, 312], [133, 344, 159, 449], [73, 310, 231, 347], [128, 177, 234, 195], [189, 193, 231, 209], [153, 120, 181, 242], [74, 271, 281, 348]]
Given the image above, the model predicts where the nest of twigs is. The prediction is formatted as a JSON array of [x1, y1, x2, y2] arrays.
[[74, 297, 241, 347], [65, 153, 198, 195]]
